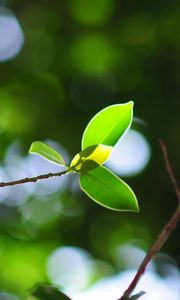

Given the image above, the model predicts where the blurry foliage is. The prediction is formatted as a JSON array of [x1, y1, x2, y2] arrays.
[[31, 284, 72, 300], [0, 0, 180, 298]]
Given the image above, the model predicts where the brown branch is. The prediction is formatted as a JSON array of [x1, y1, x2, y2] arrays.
[[118, 141, 180, 300], [0, 170, 67, 187], [159, 139, 180, 203], [119, 206, 180, 300]]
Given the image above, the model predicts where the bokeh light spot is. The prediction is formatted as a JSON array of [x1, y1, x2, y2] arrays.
[[2, 262, 41, 291], [70, 34, 117, 76], [0, 241, 50, 295], [112, 243, 154, 271], [0, 7, 24, 62], [106, 129, 151, 176], [69, 269, 180, 300], [22, 196, 62, 225], [0, 292, 21, 300], [69, 0, 114, 26], [47, 247, 96, 290], [0, 83, 34, 135]]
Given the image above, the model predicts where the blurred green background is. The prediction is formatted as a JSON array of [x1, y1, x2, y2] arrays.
[[0, 0, 180, 299]]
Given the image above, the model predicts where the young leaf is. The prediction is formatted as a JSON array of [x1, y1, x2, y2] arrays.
[[29, 141, 66, 166], [31, 284, 72, 300], [70, 144, 113, 173], [82, 101, 133, 150], [80, 166, 139, 212]]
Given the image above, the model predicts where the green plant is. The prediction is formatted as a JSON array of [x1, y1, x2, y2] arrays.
[[29, 101, 138, 212], [1, 102, 179, 300]]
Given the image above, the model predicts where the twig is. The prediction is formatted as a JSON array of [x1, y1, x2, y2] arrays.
[[0, 170, 67, 187], [118, 141, 180, 300], [159, 139, 180, 203]]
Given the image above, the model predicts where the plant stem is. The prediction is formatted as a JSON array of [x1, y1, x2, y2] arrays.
[[0, 170, 67, 187], [118, 141, 180, 300], [159, 140, 180, 204], [119, 206, 180, 300]]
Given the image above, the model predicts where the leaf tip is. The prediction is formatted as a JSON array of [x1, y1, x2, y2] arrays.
[[29, 140, 39, 153], [133, 204, 140, 213], [131, 197, 139, 213], [127, 100, 134, 109], [28, 140, 66, 166]]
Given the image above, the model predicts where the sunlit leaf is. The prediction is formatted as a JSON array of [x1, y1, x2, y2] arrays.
[[29, 141, 66, 166], [82, 101, 133, 149], [80, 166, 139, 212], [70, 144, 113, 173], [31, 284, 72, 300]]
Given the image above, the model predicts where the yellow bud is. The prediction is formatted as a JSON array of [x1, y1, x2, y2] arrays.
[[70, 144, 113, 173]]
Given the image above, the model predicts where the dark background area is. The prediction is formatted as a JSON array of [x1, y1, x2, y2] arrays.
[[0, 0, 179, 298]]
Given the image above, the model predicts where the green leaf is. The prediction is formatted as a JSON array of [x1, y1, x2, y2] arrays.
[[80, 166, 139, 212], [29, 141, 66, 166], [31, 284, 72, 300], [82, 101, 133, 150], [70, 144, 113, 173]]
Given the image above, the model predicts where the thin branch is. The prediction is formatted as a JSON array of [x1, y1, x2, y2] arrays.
[[0, 170, 67, 187], [119, 206, 180, 300], [159, 139, 180, 203], [118, 141, 180, 300]]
